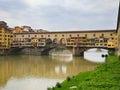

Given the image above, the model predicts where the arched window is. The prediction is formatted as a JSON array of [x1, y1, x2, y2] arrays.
[[93, 34, 96, 37], [55, 35, 57, 37]]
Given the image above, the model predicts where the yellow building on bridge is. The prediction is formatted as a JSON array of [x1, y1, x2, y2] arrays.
[[12, 29, 117, 49]]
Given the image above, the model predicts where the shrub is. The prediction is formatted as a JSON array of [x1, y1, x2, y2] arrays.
[[108, 50, 114, 56], [47, 87, 51, 90], [52, 87, 55, 90], [66, 76, 71, 81], [101, 54, 105, 58], [56, 82, 61, 88], [72, 75, 75, 78]]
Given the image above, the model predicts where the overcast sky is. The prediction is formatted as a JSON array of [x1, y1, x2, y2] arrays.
[[0, 0, 119, 31]]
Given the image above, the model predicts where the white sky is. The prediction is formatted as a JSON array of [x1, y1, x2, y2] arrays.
[[0, 0, 119, 31]]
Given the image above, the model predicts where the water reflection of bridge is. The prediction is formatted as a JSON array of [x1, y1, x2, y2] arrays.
[[0, 56, 98, 86]]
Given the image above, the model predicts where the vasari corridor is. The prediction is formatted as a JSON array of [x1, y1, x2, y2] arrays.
[[0, 0, 120, 90]]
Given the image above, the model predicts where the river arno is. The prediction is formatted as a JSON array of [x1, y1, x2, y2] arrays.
[[0, 55, 99, 90]]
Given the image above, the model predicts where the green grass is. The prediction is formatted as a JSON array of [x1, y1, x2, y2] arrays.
[[50, 55, 120, 90]]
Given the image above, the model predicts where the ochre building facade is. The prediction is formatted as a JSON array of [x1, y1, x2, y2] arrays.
[[0, 21, 13, 49]]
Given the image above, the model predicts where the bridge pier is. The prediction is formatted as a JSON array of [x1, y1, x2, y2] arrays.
[[73, 47, 80, 56], [72, 47, 88, 56], [0, 49, 5, 55]]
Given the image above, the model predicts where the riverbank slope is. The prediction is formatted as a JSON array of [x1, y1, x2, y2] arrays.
[[50, 55, 120, 90]]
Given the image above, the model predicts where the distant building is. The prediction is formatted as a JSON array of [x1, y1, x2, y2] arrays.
[[22, 26, 34, 32], [0, 21, 13, 49], [13, 26, 23, 33], [0, 21, 7, 28], [35, 29, 48, 32]]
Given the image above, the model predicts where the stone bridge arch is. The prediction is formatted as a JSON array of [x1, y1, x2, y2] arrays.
[[46, 38, 52, 45], [60, 38, 66, 45], [53, 38, 58, 44]]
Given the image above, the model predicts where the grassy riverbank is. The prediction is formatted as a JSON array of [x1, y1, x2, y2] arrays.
[[49, 55, 120, 90]]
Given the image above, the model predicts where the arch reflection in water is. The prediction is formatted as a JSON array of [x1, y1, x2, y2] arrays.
[[55, 65, 67, 74], [55, 66, 60, 74], [50, 49, 73, 62], [62, 65, 67, 74]]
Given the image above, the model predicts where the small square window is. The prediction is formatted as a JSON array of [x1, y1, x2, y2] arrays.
[[55, 35, 57, 37], [85, 34, 87, 37], [48, 35, 50, 37], [101, 34, 104, 37], [69, 34, 72, 37], [93, 34, 96, 37]]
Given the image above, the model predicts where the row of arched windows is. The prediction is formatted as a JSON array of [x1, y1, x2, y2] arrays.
[[14, 33, 113, 38]]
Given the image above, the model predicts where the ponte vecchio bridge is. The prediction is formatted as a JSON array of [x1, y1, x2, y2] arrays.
[[10, 29, 117, 55]]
